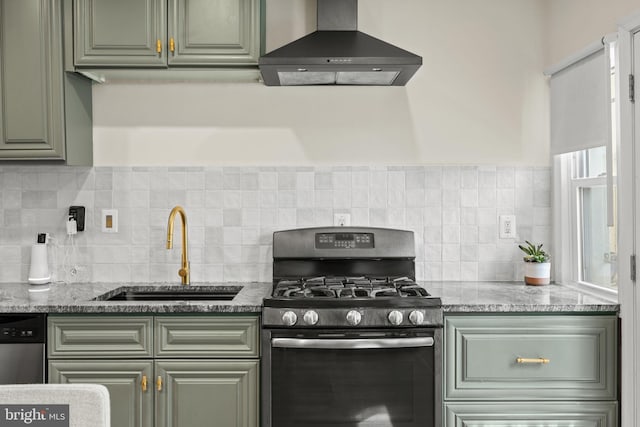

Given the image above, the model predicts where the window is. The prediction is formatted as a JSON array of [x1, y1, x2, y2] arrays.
[[566, 147, 617, 291], [550, 38, 618, 296]]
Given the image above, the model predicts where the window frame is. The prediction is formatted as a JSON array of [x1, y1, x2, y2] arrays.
[[554, 152, 618, 299]]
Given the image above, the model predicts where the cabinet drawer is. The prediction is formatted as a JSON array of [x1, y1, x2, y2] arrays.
[[445, 402, 617, 427], [444, 315, 617, 400], [48, 316, 153, 358], [155, 316, 259, 358]]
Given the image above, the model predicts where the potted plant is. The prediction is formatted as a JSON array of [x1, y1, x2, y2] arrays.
[[518, 241, 551, 285]]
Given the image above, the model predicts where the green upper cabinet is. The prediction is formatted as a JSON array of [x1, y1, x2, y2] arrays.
[[74, 0, 166, 67], [0, 0, 92, 164], [168, 0, 259, 66], [74, 0, 260, 67]]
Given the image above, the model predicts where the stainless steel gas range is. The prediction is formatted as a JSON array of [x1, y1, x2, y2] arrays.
[[262, 226, 443, 427]]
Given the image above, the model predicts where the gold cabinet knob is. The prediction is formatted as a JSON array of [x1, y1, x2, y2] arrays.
[[156, 39, 162, 54], [156, 376, 163, 391], [169, 37, 175, 53], [141, 375, 147, 392]]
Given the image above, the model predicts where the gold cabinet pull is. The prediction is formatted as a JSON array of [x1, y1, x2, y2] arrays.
[[516, 357, 550, 364], [141, 375, 148, 392], [156, 376, 163, 391], [156, 39, 162, 54], [169, 37, 175, 53]]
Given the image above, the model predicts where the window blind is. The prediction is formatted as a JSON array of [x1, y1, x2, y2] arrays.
[[549, 47, 608, 155]]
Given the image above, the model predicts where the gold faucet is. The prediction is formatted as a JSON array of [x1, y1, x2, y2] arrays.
[[166, 206, 190, 285]]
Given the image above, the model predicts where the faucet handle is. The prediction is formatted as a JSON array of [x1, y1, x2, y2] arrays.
[[178, 266, 190, 285]]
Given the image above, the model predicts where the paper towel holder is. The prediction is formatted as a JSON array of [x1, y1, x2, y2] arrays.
[[28, 233, 51, 285]]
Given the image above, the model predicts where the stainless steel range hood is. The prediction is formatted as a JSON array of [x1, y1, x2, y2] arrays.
[[259, 0, 422, 86]]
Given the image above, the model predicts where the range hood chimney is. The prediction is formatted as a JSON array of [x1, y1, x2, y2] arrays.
[[259, 0, 422, 86]]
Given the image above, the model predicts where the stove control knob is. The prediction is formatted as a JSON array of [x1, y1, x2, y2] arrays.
[[346, 310, 362, 326], [282, 311, 298, 326], [409, 310, 425, 325], [303, 310, 319, 325], [387, 310, 404, 326]]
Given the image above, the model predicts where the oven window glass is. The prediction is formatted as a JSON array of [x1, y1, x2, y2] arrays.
[[270, 339, 434, 427]]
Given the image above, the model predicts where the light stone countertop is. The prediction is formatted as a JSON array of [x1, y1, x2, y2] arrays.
[[0, 282, 272, 314], [0, 281, 619, 314], [426, 281, 619, 313]]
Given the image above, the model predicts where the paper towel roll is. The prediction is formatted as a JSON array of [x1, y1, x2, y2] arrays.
[[28, 244, 51, 285]]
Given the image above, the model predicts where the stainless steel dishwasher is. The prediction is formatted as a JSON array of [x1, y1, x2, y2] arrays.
[[0, 314, 45, 384]]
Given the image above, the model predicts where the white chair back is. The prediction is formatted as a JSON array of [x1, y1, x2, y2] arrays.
[[0, 384, 110, 427]]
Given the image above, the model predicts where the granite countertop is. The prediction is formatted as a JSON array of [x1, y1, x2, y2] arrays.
[[0, 281, 619, 314], [0, 282, 272, 313], [427, 281, 619, 313]]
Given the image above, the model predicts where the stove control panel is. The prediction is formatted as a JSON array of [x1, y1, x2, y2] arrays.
[[315, 233, 374, 249], [263, 307, 443, 328]]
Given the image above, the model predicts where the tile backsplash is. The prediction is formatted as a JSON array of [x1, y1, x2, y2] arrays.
[[0, 165, 551, 284]]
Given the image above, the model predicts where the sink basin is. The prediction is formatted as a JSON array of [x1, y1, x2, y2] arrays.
[[94, 286, 243, 302]]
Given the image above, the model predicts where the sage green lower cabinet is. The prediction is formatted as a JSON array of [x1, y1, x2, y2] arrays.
[[443, 314, 618, 427], [48, 360, 154, 427], [47, 315, 259, 427], [156, 360, 258, 427], [444, 402, 617, 427], [48, 316, 154, 358], [155, 316, 259, 358]]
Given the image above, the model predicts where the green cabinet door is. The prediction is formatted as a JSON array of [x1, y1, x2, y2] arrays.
[[155, 360, 258, 427], [74, 0, 167, 66], [0, 0, 92, 163], [168, 0, 260, 66], [0, 0, 64, 158], [49, 359, 154, 427]]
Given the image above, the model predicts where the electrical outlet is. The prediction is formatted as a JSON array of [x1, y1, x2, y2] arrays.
[[101, 209, 118, 233], [499, 215, 516, 239], [334, 213, 351, 227]]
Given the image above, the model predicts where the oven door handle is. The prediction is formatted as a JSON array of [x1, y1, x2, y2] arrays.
[[271, 337, 434, 350]]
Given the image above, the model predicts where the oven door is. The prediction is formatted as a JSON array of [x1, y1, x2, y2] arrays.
[[262, 329, 438, 427]]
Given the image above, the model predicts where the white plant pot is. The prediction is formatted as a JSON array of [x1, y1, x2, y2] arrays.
[[523, 262, 551, 286]]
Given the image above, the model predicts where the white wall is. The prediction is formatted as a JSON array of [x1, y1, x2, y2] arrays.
[[544, 0, 640, 67], [93, 0, 550, 167]]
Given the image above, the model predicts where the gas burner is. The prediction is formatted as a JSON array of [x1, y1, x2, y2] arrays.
[[272, 276, 429, 299]]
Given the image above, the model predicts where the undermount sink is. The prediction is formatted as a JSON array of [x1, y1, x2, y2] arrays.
[[93, 286, 243, 302]]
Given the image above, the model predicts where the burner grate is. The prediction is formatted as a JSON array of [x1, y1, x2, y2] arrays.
[[272, 276, 429, 299]]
